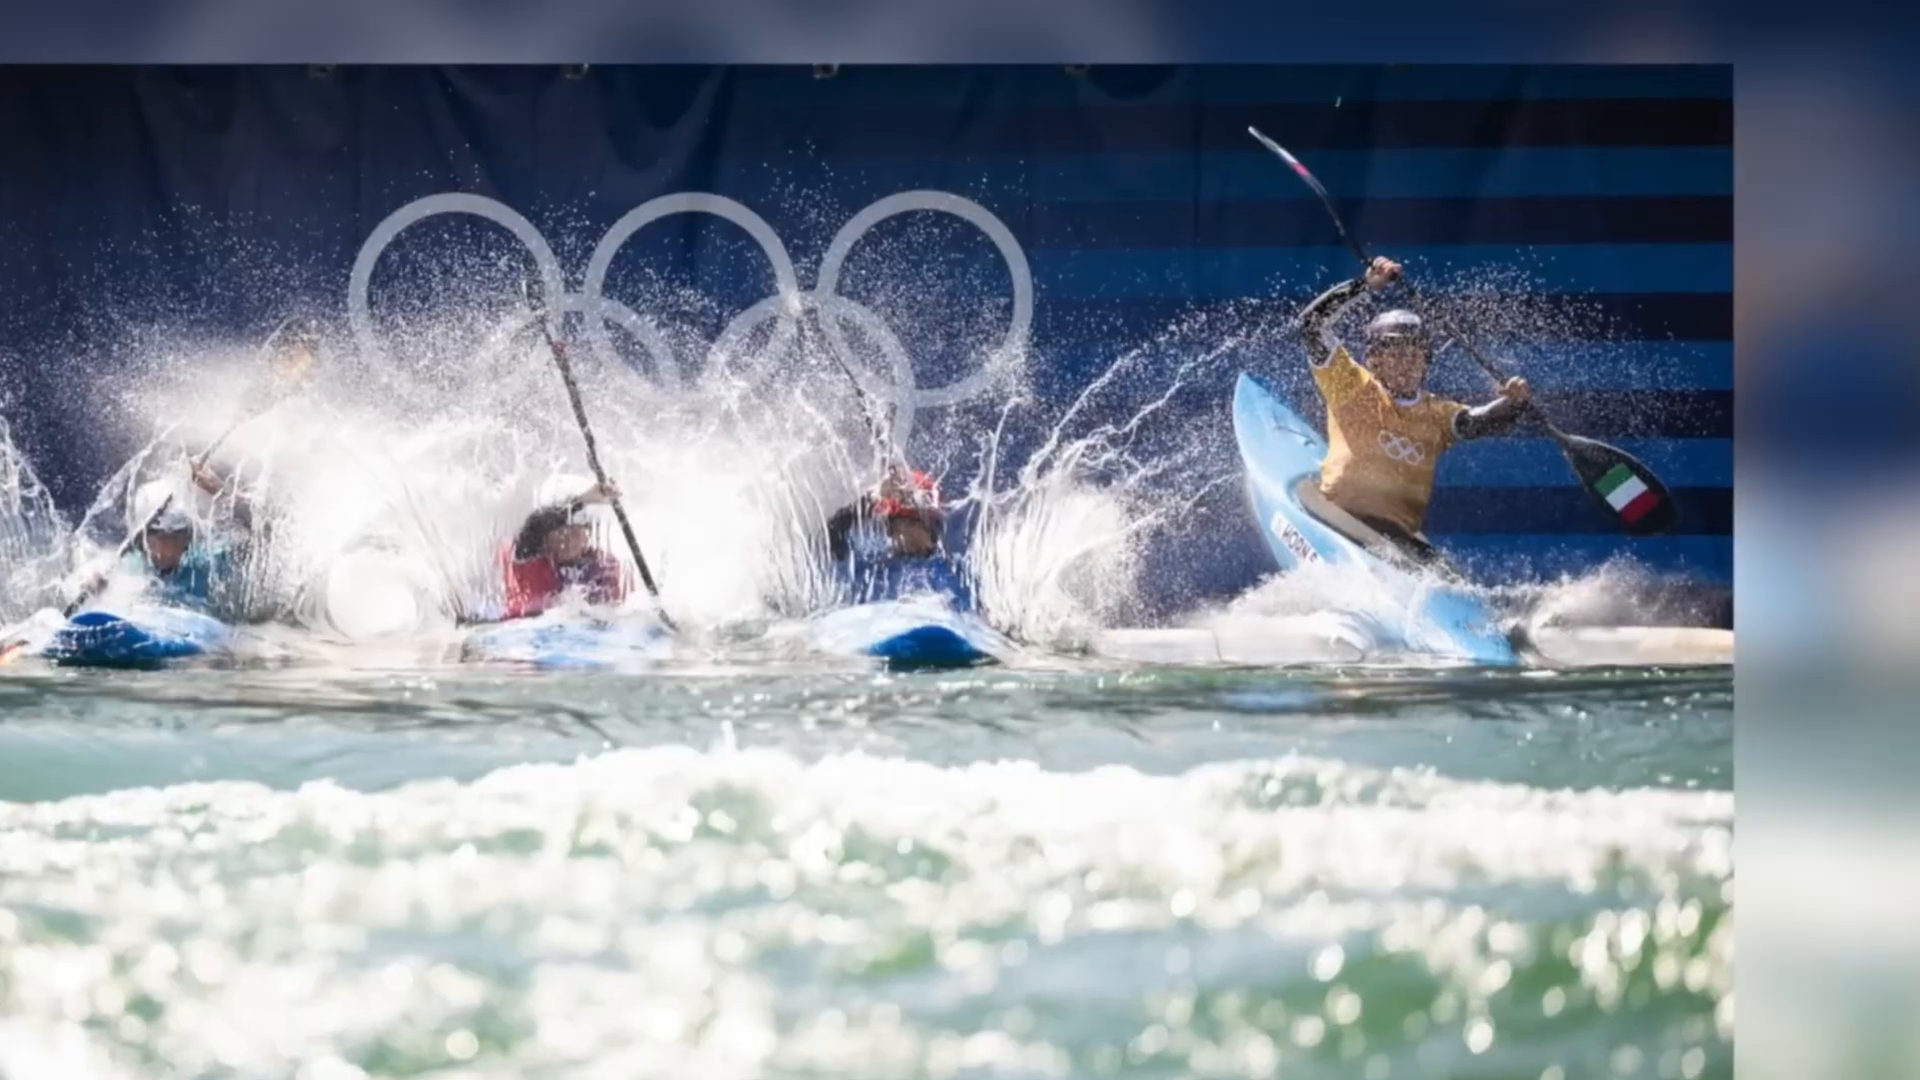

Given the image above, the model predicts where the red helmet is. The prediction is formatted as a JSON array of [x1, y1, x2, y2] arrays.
[[873, 469, 941, 520]]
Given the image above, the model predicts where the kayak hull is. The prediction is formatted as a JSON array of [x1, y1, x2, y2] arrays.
[[1231, 372, 1519, 667], [460, 610, 674, 670], [806, 598, 1003, 670], [42, 608, 233, 669]]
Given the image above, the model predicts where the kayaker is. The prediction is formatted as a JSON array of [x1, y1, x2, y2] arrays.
[[1294, 255, 1533, 569], [111, 463, 258, 612], [496, 474, 629, 619], [825, 466, 946, 561]]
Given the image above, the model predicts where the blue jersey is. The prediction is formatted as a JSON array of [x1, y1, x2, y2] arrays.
[[121, 540, 239, 613], [833, 551, 976, 611]]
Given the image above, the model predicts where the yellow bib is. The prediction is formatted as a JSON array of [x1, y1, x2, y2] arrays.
[[1311, 346, 1466, 535]]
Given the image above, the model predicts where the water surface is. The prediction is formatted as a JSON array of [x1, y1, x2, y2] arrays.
[[0, 664, 1733, 1080]]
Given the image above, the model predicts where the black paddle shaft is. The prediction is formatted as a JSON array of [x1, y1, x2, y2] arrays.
[[1246, 126, 1680, 536], [537, 323, 666, 601], [789, 308, 906, 484], [518, 283, 671, 613]]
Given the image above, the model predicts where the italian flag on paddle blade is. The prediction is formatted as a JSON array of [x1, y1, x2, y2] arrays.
[[1595, 463, 1660, 523]]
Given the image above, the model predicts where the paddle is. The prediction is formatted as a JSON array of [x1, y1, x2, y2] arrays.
[[779, 302, 920, 511], [517, 278, 674, 628], [805, 314, 898, 470], [58, 316, 321, 618], [1247, 126, 1680, 536]]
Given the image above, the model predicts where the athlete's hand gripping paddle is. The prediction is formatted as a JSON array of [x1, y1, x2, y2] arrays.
[[518, 278, 675, 630], [1248, 126, 1679, 536]]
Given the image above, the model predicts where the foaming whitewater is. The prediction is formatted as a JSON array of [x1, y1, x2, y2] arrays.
[[0, 419, 67, 625], [966, 308, 1251, 650], [1504, 556, 1731, 633], [0, 738, 1734, 1080], [1196, 558, 1500, 668]]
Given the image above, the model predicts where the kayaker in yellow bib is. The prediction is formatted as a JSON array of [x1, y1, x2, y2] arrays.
[[1295, 255, 1533, 570]]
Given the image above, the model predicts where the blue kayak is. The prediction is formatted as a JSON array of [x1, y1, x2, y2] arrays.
[[814, 553, 1003, 670], [806, 596, 1004, 670], [41, 607, 234, 669], [1232, 372, 1519, 666]]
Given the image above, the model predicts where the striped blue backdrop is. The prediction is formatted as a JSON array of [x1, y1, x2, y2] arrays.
[[0, 64, 1731, 596]]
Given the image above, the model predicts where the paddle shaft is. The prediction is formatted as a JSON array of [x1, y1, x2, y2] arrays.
[[799, 314, 906, 480], [529, 315, 668, 606]]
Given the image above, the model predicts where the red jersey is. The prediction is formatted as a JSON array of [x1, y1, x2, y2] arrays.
[[497, 542, 629, 620]]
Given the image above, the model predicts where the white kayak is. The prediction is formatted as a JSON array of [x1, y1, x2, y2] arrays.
[[458, 608, 675, 670]]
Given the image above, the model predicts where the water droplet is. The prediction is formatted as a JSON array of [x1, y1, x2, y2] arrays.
[[1135, 1023, 1170, 1055], [444, 1029, 478, 1061], [1542, 986, 1567, 1017], [1312, 943, 1345, 981], [1244, 1033, 1278, 1078], [1327, 986, 1363, 1025], [1465, 1018, 1494, 1053]]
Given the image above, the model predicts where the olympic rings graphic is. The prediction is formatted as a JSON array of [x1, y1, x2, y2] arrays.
[[347, 190, 1033, 448], [1377, 430, 1425, 465]]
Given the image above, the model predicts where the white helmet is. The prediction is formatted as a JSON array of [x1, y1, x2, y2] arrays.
[[127, 478, 193, 535]]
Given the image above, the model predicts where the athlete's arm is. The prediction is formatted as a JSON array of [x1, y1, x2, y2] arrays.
[[1296, 277, 1369, 366], [1296, 257, 1403, 366], [1451, 378, 1535, 440], [192, 461, 260, 534]]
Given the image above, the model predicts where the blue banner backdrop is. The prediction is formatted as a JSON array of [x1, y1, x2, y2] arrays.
[[0, 64, 1731, 596]]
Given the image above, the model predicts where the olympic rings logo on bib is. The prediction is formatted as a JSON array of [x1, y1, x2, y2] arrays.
[[347, 190, 1033, 448], [1377, 430, 1425, 465]]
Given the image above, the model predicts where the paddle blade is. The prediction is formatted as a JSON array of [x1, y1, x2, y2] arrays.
[[1558, 434, 1680, 536]]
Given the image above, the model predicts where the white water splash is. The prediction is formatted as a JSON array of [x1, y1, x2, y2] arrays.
[[27, 272, 1255, 656], [0, 419, 68, 626], [966, 312, 1245, 650]]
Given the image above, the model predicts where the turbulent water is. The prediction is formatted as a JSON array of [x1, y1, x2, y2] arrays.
[[0, 665, 1733, 1080], [0, 217, 1732, 1078]]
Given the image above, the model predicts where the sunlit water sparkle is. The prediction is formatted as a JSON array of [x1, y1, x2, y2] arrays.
[[1, 666, 1732, 1080]]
